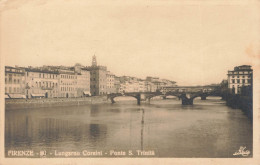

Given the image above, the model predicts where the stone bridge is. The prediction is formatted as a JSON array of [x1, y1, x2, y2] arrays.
[[107, 89, 223, 105]]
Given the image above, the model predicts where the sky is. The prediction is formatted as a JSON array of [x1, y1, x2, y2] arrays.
[[1, 0, 260, 85]]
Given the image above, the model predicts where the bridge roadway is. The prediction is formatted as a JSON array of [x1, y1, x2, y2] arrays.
[[107, 90, 223, 105]]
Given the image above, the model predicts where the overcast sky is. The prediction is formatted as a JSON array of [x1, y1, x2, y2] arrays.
[[1, 0, 259, 85]]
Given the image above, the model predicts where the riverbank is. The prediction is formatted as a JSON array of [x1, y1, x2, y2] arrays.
[[225, 94, 253, 120], [5, 96, 109, 110]]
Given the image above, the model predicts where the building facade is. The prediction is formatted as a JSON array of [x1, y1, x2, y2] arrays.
[[5, 57, 178, 98], [87, 56, 108, 96], [25, 68, 59, 98], [5, 66, 26, 98], [227, 65, 253, 94], [114, 76, 121, 93], [106, 71, 116, 94], [59, 71, 77, 98], [76, 68, 91, 97]]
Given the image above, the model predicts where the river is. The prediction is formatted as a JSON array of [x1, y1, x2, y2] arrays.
[[5, 97, 253, 158]]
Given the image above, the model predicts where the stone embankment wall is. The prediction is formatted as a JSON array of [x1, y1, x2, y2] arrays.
[[226, 94, 253, 120], [5, 96, 109, 110]]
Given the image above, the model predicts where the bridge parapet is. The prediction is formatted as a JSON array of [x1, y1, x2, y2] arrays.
[[107, 89, 223, 105]]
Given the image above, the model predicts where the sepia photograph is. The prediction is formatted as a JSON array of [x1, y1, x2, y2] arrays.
[[0, 0, 260, 164]]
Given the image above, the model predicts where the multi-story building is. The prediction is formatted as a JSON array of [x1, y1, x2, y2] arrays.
[[5, 60, 178, 98], [87, 55, 108, 96], [5, 66, 26, 98], [5, 65, 91, 99], [227, 65, 253, 94], [145, 77, 177, 92], [25, 67, 59, 98], [106, 71, 116, 94], [121, 81, 133, 93], [138, 80, 146, 92], [114, 76, 121, 93], [59, 69, 77, 98], [145, 81, 157, 92], [76, 68, 91, 97], [118, 78, 147, 93], [146, 76, 163, 92]]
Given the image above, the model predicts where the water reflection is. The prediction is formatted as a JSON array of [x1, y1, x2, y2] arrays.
[[6, 112, 108, 150], [141, 108, 145, 150], [5, 99, 252, 157]]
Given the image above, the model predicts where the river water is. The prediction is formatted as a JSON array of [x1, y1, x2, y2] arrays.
[[5, 97, 252, 158]]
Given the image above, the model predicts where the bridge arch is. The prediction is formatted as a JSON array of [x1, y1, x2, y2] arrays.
[[191, 95, 204, 100], [146, 93, 180, 101], [147, 94, 164, 100], [165, 94, 181, 99], [112, 95, 139, 101], [108, 93, 141, 105]]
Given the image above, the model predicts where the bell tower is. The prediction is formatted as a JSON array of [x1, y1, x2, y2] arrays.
[[92, 55, 97, 66]]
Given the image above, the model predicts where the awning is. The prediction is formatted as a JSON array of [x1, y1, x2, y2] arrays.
[[5, 94, 10, 99], [8, 94, 26, 99], [83, 91, 91, 96], [31, 93, 45, 97]]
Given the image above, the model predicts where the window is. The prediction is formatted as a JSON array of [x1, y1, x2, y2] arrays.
[[39, 74, 41, 78], [9, 87, 11, 93], [237, 75, 239, 78], [237, 79, 240, 83], [242, 79, 245, 83]]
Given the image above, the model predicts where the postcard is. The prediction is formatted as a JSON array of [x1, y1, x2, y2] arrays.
[[0, 0, 260, 164]]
